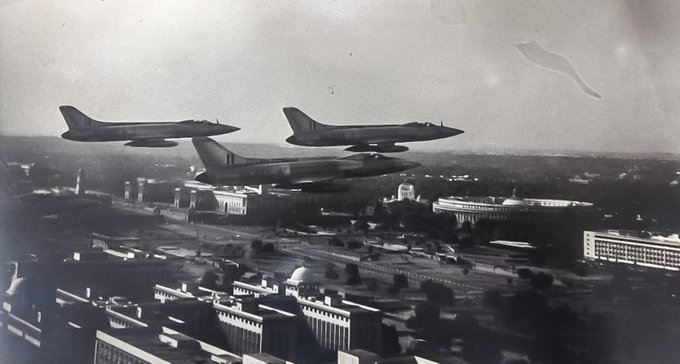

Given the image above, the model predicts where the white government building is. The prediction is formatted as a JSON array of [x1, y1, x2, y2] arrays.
[[432, 195, 594, 224], [233, 267, 382, 353], [584, 230, 680, 271]]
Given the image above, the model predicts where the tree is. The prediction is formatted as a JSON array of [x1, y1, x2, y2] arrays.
[[530, 272, 554, 291], [380, 324, 401, 356], [499, 290, 548, 325], [393, 273, 409, 289], [517, 268, 534, 280], [344, 263, 361, 285], [328, 236, 343, 247], [406, 301, 441, 328], [200, 270, 219, 290], [462, 329, 503, 364], [420, 280, 454, 305], [453, 312, 479, 336], [250, 239, 263, 254], [344, 263, 359, 277], [346, 276, 362, 285], [345, 241, 363, 250], [355, 220, 370, 233], [550, 304, 578, 328], [261, 242, 276, 253], [324, 264, 339, 279], [483, 290, 503, 308], [238, 263, 252, 277]]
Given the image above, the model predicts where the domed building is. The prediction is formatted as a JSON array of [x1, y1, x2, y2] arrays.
[[501, 196, 530, 206], [383, 182, 427, 205], [432, 193, 595, 225], [284, 266, 320, 298], [397, 183, 416, 201]]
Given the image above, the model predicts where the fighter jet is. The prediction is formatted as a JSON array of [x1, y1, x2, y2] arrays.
[[59, 106, 239, 147], [191, 137, 420, 193], [283, 107, 464, 153]]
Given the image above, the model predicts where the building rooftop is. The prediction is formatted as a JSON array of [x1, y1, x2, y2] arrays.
[[297, 295, 381, 316], [214, 298, 296, 322], [591, 230, 680, 246], [437, 195, 593, 208], [96, 326, 241, 364]]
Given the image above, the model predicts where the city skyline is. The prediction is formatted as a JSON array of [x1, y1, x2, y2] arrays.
[[1, 1, 680, 154]]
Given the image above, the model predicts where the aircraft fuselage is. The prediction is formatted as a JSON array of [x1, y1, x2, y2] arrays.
[[285, 124, 462, 147], [197, 158, 362, 186], [61, 121, 236, 142]]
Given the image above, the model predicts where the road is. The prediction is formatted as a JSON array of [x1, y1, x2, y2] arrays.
[[283, 245, 486, 294], [113, 201, 488, 294]]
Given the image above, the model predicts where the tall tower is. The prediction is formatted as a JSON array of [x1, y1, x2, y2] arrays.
[[75, 168, 85, 195], [124, 181, 131, 200]]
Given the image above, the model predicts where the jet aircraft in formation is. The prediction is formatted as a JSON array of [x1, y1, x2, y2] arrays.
[[191, 137, 420, 193], [59, 106, 239, 147], [283, 107, 463, 153], [58, 105, 463, 192]]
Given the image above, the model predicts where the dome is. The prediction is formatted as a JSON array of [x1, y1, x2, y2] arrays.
[[502, 197, 529, 206], [289, 266, 311, 283]]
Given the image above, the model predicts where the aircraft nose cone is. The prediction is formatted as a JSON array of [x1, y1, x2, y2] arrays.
[[402, 160, 421, 170], [444, 127, 464, 137], [219, 124, 240, 134]]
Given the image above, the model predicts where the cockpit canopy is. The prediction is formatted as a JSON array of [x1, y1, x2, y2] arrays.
[[403, 121, 437, 127], [180, 119, 213, 124]]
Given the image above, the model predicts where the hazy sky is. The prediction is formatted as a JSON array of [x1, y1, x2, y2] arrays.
[[1, 0, 679, 154]]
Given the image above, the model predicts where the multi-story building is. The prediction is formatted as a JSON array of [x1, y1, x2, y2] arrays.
[[153, 283, 197, 303], [243, 352, 292, 364], [213, 189, 252, 215], [584, 230, 680, 271], [94, 326, 242, 364], [432, 195, 594, 225], [233, 267, 383, 353], [338, 349, 449, 364], [232, 277, 281, 297], [297, 295, 382, 353], [213, 297, 297, 361]]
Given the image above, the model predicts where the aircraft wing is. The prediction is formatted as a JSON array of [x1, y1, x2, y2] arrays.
[[277, 178, 349, 193], [125, 139, 178, 148], [345, 143, 409, 153], [288, 176, 337, 185]]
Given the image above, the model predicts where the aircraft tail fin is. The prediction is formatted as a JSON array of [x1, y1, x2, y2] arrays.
[[282, 107, 331, 134], [192, 137, 255, 169], [59, 106, 105, 129]]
